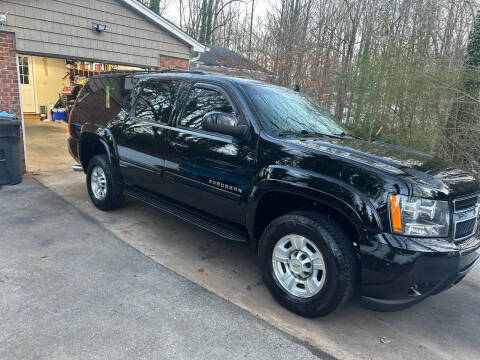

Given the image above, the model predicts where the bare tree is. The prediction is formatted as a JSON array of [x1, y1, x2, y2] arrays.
[[162, 0, 480, 173], [136, 0, 170, 15]]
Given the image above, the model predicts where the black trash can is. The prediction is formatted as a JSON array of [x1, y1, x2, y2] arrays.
[[0, 116, 22, 185]]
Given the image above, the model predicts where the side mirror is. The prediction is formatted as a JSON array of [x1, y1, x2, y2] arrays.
[[202, 111, 248, 139]]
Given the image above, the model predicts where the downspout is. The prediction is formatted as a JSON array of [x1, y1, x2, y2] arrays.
[[189, 46, 209, 70], [189, 51, 201, 70]]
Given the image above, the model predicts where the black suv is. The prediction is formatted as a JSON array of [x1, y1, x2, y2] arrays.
[[68, 71, 480, 317]]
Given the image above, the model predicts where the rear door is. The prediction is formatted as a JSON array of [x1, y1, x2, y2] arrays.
[[117, 78, 181, 193], [163, 83, 258, 225]]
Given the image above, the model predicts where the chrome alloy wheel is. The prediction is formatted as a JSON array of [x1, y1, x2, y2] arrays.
[[91, 166, 107, 200], [272, 234, 327, 298]]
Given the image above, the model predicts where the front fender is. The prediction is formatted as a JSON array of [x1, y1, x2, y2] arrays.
[[246, 165, 383, 239]]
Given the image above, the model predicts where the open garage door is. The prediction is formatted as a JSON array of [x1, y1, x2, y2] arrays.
[[21, 56, 145, 174]]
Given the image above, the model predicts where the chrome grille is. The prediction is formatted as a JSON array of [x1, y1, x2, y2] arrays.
[[453, 194, 479, 241], [454, 195, 479, 212], [455, 218, 477, 240]]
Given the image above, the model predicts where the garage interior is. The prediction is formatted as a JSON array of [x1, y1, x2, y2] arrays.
[[19, 55, 145, 173]]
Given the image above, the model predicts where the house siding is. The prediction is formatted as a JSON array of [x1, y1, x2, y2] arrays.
[[0, 0, 191, 67]]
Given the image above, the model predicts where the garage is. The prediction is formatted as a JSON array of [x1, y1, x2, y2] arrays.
[[18, 56, 144, 120], [0, 0, 205, 173]]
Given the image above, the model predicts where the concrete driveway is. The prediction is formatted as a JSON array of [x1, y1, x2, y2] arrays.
[[0, 178, 323, 360], [22, 117, 480, 359], [23, 118, 74, 175]]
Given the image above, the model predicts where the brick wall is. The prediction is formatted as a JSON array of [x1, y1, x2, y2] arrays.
[[158, 55, 189, 70], [0, 31, 26, 173]]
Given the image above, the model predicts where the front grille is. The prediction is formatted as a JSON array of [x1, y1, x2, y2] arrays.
[[455, 218, 477, 240], [454, 195, 479, 212], [452, 194, 479, 241]]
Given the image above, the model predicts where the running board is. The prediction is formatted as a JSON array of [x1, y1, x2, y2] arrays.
[[124, 187, 248, 243]]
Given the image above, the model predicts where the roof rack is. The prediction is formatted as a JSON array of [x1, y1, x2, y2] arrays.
[[99, 68, 206, 77], [159, 68, 205, 74], [100, 69, 160, 75]]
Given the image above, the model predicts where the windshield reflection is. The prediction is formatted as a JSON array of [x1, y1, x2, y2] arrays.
[[243, 83, 346, 137]]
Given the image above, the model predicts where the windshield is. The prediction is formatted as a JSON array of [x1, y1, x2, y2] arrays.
[[243, 83, 346, 137]]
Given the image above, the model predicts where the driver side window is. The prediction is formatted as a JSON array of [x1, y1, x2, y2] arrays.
[[179, 87, 235, 129]]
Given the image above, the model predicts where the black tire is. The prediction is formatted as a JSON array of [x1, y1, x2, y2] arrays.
[[86, 154, 124, 211], [258, 211, 358, 317]]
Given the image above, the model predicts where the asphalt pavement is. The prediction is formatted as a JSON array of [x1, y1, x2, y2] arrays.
[[0, 178, 324, 360]]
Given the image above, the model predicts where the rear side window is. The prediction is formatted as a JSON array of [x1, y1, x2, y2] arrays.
[[179, 87, 234, 129], [75, 85, 90, 103], [71, 75, 124, 130], [135, 80, 180, 123]]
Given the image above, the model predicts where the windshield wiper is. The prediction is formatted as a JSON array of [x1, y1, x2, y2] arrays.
[[277, 130, 343, 139], [333, 132, 362, 140]]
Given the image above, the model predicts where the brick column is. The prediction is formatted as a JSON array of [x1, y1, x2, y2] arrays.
[[0, 31, 26, 173], [158, 55, 189, 70]]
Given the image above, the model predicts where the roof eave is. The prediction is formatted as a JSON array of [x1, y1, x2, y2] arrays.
[[120, 0, 206, 53]]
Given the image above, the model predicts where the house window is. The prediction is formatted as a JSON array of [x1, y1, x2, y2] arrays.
[[19, 56, 29, 84]]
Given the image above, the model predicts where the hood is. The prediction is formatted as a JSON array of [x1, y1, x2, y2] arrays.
[[288, 138, 480, 197]]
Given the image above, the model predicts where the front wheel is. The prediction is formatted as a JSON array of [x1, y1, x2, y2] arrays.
[[258, 211, 358, 317], [86, 154, 124, 211]]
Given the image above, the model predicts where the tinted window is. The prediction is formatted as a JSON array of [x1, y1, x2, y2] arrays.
[[135, 80, 180, 123], [179, 87, 234, 129], [243, 84, 345, 137], [71, 75, 124, 131], [76, 85, 90, 103], [76, 75, 123, 107]]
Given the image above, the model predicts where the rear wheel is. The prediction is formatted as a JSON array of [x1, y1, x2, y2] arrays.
[[258, 211, 358, 317], [86, 154, 124, 211]]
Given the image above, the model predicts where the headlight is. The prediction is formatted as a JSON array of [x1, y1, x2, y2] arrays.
[[389, 195, 450, 237]]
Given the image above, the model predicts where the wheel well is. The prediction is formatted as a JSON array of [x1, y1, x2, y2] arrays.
[[254, 191, 360, 247], [80, 137, 107, 170]]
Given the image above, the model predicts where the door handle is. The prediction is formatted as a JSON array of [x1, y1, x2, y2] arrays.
[[171, 142, 188, 151]]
